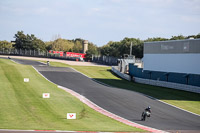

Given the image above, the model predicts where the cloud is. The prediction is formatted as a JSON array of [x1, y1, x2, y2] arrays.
[[34, 7, 49, 15], [109, 0, 123, 3], [0, 0, 200, 46], [92, 8, 101, 12], [181, 15, 200, 23]]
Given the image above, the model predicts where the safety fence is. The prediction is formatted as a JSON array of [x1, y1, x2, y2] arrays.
[[0, 48, 119, 65], [111, 65, 200, 93], [129, 63, 200, 88], [134, 77, 200, 94], [92, 55, 118, 66], [0, 48, 83, 61]]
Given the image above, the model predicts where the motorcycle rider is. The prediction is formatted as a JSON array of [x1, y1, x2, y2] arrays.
[[145, 106, 151, 112], [142, 106, 151, 119], [144, 106, 151, 117], [141, 106, 151, 121]]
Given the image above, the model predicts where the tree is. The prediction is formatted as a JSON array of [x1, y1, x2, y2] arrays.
[[120, 38, 143, 58], [73, 39, 83, 53], [99, 33, 200, 59], [13, 31, 46, 51], [170, 35, 185, 40], [196, 33, 200, 38], [32, 37, 46, 51], [145, 37, 168, 42], [85, 42, 99, 60], [13, 31, 27, 49], [48, 38, 74, 52], [45, 41, 53, 51], [186, 33, 200, 39], [46, 38, 99, 55], [0, 40, 13, 49], [100, 38, 143, 58]]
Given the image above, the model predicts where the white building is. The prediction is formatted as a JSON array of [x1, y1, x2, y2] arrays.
[[143, 39, 200, 75]]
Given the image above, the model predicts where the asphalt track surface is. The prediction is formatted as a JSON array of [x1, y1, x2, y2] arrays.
[[7, 59, 200, 132]]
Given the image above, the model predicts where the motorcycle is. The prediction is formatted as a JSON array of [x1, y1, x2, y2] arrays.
[[141, 111, 151, 121]]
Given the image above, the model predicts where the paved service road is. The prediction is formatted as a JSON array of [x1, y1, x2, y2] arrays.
[[12, 58, 46, 66], [12, 59, 200, 131]]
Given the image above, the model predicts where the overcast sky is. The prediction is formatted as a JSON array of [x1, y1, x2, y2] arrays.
[[0, 0, 200, 46]]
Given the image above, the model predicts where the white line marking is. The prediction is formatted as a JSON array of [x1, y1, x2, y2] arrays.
[[158, 100, 200, 117], [70, 67, 112, 87], [11, 59, 20, 64], [72, 67, 200, 117], [38, 61, 47, 65], [3, 57, 199, 131], [32, 66, 58, 85], [32, 66, 165, 132], [58, 85, 167, 133], [32, 65, 199, 130]]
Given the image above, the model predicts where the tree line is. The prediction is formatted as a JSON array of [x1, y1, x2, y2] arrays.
[[100, 34, 200, 58], [0, 31, 200, 59]]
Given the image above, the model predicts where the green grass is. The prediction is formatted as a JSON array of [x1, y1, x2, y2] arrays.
[[0, 59, 144, 132], [45, 61, 200, 115]]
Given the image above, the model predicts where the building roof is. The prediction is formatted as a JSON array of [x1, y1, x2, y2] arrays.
[[144, 39, 200, 54]]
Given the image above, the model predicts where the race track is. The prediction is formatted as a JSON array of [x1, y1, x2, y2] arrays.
[[12, 59, 200, 131]]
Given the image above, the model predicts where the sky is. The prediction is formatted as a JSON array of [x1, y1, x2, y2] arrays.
[[0, 0, 200, 46]]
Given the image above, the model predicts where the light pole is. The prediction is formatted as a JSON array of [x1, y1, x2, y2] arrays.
[[130, 42, 133, 56]]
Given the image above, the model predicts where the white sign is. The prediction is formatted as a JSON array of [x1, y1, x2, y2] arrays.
[[67, 113, 76, 119], [24, 78, 29, 82], [43, 93, 50, 98]]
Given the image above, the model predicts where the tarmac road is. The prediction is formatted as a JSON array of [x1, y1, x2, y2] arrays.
[[11, 58, 46, 66], [11, 59, 200, 131]]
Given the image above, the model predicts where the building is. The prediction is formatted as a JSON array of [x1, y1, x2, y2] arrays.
[[143, 39, 200, 75], [129, 39, 200, 89], [83, 40, 88, 54]]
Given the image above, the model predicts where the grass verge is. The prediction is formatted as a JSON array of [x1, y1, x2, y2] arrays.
[[44, 61, 200, 115], [0, 59, 144, 132]]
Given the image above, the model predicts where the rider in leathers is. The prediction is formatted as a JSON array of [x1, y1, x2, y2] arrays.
[[144, 106, 151, 117]]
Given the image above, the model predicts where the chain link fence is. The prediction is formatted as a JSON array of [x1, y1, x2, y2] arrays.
[[0, 48, 120, 65], [0, 48, 81, 61], [92, 55, 118, 66]]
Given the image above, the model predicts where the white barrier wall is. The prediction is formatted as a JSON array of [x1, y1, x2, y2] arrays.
[[134, 77, 200, 94], [111, 66, 131, 81], [111, 66, 200, 93], [143, 53, 200, 75]]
